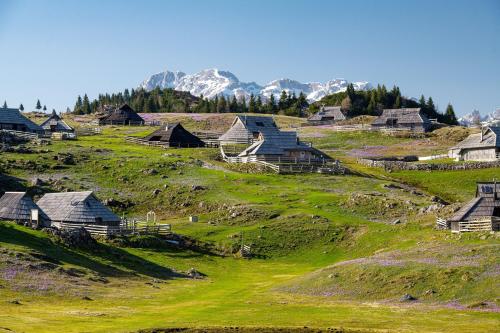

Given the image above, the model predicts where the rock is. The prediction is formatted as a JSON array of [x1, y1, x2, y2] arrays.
[[392, 219, 401, 225], [152, 189, 161, 196], [31, 178, 44, 186], [45, 227, 97, 249], [191, 185, 207, 191], [8, 299, 21, 305], [143, 169, 158, 175], [82, 296, 93, 301], [186, 268, 205, 279], [400, 294, 417, 302]]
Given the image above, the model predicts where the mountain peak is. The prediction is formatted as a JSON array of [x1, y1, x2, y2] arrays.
[[139, 68, 371, 102]]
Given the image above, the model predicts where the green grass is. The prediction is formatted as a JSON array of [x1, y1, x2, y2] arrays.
[[0, 116, 499, 333]]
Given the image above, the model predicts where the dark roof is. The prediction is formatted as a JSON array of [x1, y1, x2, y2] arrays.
[[308, 106, 347, 121], [219, 115, 280, 143], [372, 108, 430, 126], [451, 127, 500, 150], [0, 108, 43, 132], [40, 110, 74, 132], [449, 182, 500, 222], [37, 191, 120, 224], [143, 123, 204, 146], [99, 104, 144, 124], [0, 192, 48, 222]]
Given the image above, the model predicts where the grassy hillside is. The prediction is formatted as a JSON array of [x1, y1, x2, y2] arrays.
[[0, 113, 498, 333]]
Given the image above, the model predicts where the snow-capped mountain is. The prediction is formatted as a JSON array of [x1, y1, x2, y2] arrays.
[[140, 68, 371, 102], [458, 109, 500, 127]]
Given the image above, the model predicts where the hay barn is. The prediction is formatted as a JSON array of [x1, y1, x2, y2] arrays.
[[448, 126, 500, 161], [446, 182, 500, 232], [98, 104, 144, 126], [372, 108, 431, 132], [0, 107, 44, 134], [40, 110, 74, 134], [218, 115, 280, 145], [307, 106, 347, 125], [0, 192, 48, 225], [143, 123, 205, 147]]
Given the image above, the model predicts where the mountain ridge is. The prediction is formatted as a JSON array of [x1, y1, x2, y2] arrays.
[[140, 68, 371, 102]]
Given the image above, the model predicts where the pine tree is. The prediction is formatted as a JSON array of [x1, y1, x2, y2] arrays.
[[19, 103, 24, 111], [393, 95, 401, 108], [444, 103, 458, 125], [278, 90, 288, 110], [2, 101, 7, 108], [419, 95, 426, 107], [43, 105, 47, 111], [367, 92, 376, 114], [74, 95, 83, 114], [248, 94, 256, 113], [256, 95, 263, 113], [240, 97, 247, 113], [82, 94, 91, 114], [268, 94, 276, 113], [36, 99, 41, 110], [217, 95, 227, 113], [229, 95, 238, 113]]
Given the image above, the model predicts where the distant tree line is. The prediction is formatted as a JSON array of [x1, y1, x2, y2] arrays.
[[314, 84, 458, 125], [72, 87, 309, 117], [72, 85, 457, 125]]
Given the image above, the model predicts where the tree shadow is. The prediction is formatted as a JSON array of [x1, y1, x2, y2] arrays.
[[0, 223, 185, 280], [0, 173, 25, 194]]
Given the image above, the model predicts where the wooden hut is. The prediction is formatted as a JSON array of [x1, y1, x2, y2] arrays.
[[37, 191, 120, 230], [98, 104, 144, 126], [40, 110, 74, 133], [143, 123, 205, 147], [237, 131, 329, 162], [448, 127, 500, 161], [307, 106, 347, 125], [0, 192, 48, 226], [445, 182, 500, 232], [372, 108, 431, 132], [0, 107, 44, 134], [218, 115, 280, 145]]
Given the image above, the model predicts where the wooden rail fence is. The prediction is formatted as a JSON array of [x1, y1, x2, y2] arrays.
[[58, 221, 171, 236]]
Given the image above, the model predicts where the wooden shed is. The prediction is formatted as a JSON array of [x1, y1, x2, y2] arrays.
[[372, 108, 431, 132], [446, 182, 500, 232], [448, 127, 500, 161], [307, 106, 347, 125], [36, 191, 120, 229], [0, 107, 44, 134], [0, 192, 48, 226], [40, 110, 74, 134], [218, 115, 280, 145], [143, 123, 205, 147], [98, 104, 144, 126]]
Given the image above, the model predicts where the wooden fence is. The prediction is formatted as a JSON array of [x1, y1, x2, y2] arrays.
[[58, 221, 171, 236], [125, 136, 217, 148], [0, 129, 42, 141]]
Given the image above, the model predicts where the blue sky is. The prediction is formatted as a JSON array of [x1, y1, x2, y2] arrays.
[[0, 0, 499, 116]]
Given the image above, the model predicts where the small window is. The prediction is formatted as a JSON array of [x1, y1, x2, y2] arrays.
[[252, 132, 260, 139], [255, 121, 265, 127]]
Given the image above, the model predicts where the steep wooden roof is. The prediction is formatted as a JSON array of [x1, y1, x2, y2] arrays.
[[0, 192, 47, 222], [451, 127, 500, 150], [40, 110, 74, 132], [37, 191, 120, 223], [372, 108, 430, 126], [143, 123, 204, 146], [99, 104, 144, 124], [219, 115, 280, 143], [0, 108, 43, 132], [449, 182, 500, 222], [308, 106, 347, 121]]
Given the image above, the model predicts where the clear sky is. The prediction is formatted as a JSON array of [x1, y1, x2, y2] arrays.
[[0, 0, 499, 116]]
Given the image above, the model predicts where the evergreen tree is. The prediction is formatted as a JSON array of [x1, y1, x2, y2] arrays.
[[217, 95, 227, 113], [36, 99, 41, 110], [229, 95, 238, 113], [124, 88, 130, 101], [82, 94, 91, 114], [297, 92, 308, 109], [2, 101, 7, 108], [239, 97, 247, 113], [419, 95, 426, 107], [248, 94, 256, 113], [267, 94, 276, 114], [444, 103, 458, 125], [43, 105, 47, 111], [19, 103, 24, 111], [393, 95, 401, 108], [74, 95, 83, 114], [278, 90, 288, 110], [256, 95, 263, 113], [367, 92, 376, 114]]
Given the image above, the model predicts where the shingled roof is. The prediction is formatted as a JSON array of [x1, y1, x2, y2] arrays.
[[451, 127, 500, 150], [308, 106, 347, 122], [219, 115, 280, 144], [0, 108, 43, 133], [449, 182, 500, 222], [143, 123, 204, 147], [0, 192, 48, 222], [37, 191, 120, 224], [40, 110, 74, 132], [372, 108, 430, 126], [98, 104, 144, 125]]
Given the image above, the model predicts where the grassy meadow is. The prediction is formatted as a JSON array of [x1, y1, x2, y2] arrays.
[[0, 113, 498, 333]]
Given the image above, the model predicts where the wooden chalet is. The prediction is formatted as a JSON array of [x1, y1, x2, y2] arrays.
[[372, 108, 431, 132], [98, 104, 144, 126], [440, 182, 500, 232], [0, 107, 44, 134], [37, 191, 120, 230], [0, 192, 48, 226], [40, 110, 74, 134], [448, 127, 500, 161], [307, 106, 347, 125], [218, 115, 280, 145], [143, 123, 205, 147]]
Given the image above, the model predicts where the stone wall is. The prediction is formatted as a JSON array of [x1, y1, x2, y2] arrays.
[[357, 158, 500, 172]]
